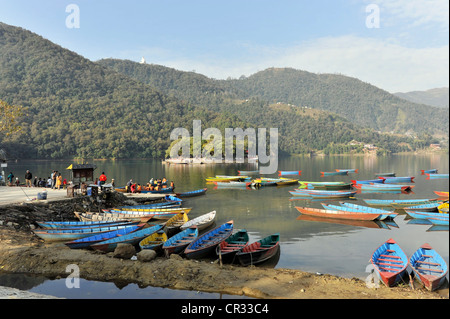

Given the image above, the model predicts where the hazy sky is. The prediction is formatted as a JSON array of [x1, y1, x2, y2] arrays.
[[0, 0, 448, 92]]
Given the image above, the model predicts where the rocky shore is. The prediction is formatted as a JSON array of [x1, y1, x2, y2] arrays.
[[0, 191, 447, 299]]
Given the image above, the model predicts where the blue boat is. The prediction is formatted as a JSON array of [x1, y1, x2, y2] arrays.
[[404, 210, 447, 220], [289, 189, 357, 198], [175, 188, 207, 198], [237, 170, 259, 175], [382, 176, 415, 184], [403, 203, 440, 212], [33, 224, 134, 242], [91, 224, 164, 252], [421, 169, 438, 175], [426, 173, 449, 179], [335, 169, 358, 173], [162, 226, 199, 256], [65, 224, 143, 249], [340, 202, 398, 219], [354, 184, 413, 191], [278, 170, 302, 176], [184, 221, 234, 259], [351, 179, 385, 185], [165, 195, 183, 202], [36, 220, 138, 229], [363, 199, 434, 207], [321, 171, 348, 176], [371, 238, 409, 287], [410, 244, 448, 291], [375, 173, 396, 177]]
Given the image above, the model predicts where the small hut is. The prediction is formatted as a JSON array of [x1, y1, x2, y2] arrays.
[[66, 163, 97, 186]]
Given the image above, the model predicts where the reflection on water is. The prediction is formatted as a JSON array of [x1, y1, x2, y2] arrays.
[[0, 273, 250, 299], [5, 154, 449, 296]]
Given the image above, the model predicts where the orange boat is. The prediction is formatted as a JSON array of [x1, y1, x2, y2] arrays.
[[295, 207, 380, 221], [434, 191, 449, 198]]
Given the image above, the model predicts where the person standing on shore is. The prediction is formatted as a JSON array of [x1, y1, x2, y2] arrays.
[[25, 170, 32, 187], [7, 172, 14, 186], [55, 173, 62, 190]]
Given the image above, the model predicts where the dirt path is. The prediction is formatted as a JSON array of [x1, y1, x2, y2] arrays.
[[0, 227, 446, 299]]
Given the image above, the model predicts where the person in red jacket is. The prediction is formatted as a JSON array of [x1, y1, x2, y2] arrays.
[[99, 172, 107, 186]]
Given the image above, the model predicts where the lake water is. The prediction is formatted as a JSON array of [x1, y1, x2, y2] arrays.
[[2, 153, 449, 297]]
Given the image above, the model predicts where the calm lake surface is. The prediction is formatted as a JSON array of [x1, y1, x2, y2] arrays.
[[2, 153, 449, 297]]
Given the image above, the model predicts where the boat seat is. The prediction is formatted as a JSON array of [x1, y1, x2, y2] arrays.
[[380, 254, 401, 259], [416, 260, 440, 266], [416, 267, 444, 273], [378, 258, 403, 264], [376, 262, 403, 268]]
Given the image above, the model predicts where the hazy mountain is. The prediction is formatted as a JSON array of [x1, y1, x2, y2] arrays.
[[394, 88, 449, 108]]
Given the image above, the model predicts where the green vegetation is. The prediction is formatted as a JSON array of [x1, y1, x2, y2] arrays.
[[0, 22, 445, 160]]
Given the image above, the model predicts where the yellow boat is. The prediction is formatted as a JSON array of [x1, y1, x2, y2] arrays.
[[205, 175, 249, 182], [438, 202, 449, 214], [276, 178, 299, 185], [139, 230, 168, 251], [164, 212, 189, 235]]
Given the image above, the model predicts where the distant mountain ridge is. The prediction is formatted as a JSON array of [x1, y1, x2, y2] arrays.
[[99, 60, 448, 135], [394, 88, 449, 108], [0, 22, 445, 159]]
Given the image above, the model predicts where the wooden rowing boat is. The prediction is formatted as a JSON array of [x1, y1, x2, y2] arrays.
[[351, 179, 385, 185], [363, 199, 436, 208], [403, 203, 440, 212], [180, 211, 216, 231], [276, 178, 298, 185], [421, 169, 438, 175], [426, 173, 449, 179], [295, 207, 379, 221], [108, 207, 190, 213], [65, 224, 144, 249], [175, 188, 207, 198], [74, 211, 153, 223], [33, 224, 135, 242], [438, 202, 449, 214], [91, 224, 164, 253], [381, 176, 415, 183], [238, 170, 259, 175], [335, 169, 358, 173], [353, 184, 414, 191], [321, 171, 348, 176], [107, 208, 192, 220], [371, 238, 409, 287], [184, 221, 234, 259], [139, 230, 168, 252], [322, 203, 388, 220], [339, 202, 398, 219], [299, 181, 352, 190], [409, 244, 448, 291], [236, 233, 280, 266], [162, 226, 198, 256], [206, 176, 248, 182], [278, 170, 302, 176], [216, 229, 249, 263], [214, 181, 251, 187], [434, 191, 449, 198], [289, 190, 357, 199], [36, 220, 139, 229], [163, 212, 189, 236], [120, 202, 181, 210]]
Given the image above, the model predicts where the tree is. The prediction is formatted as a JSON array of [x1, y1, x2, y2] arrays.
[[0, 100, 23, 136]]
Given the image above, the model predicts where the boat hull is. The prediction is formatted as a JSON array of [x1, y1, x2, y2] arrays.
[[409, 244, 448, 291], [371, 239, 409, 287], [236, 233, 280, 266], [296, 207, 379, 221]]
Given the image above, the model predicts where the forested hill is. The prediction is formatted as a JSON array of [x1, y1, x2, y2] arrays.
[[98, 61, 448, 136], [0, 22, 442, 160], [221, 68, 449, 134], [0, 22, 245, 159]]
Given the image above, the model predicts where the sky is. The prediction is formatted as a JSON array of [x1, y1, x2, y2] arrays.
[[0, 0, 448, 93]]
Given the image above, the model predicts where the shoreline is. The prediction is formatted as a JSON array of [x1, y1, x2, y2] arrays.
[[0, 194, 447, 299]]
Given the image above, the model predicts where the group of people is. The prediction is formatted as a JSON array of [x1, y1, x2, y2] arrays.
[[125, 177, 175, 193], [6, 170, 66, 189]]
